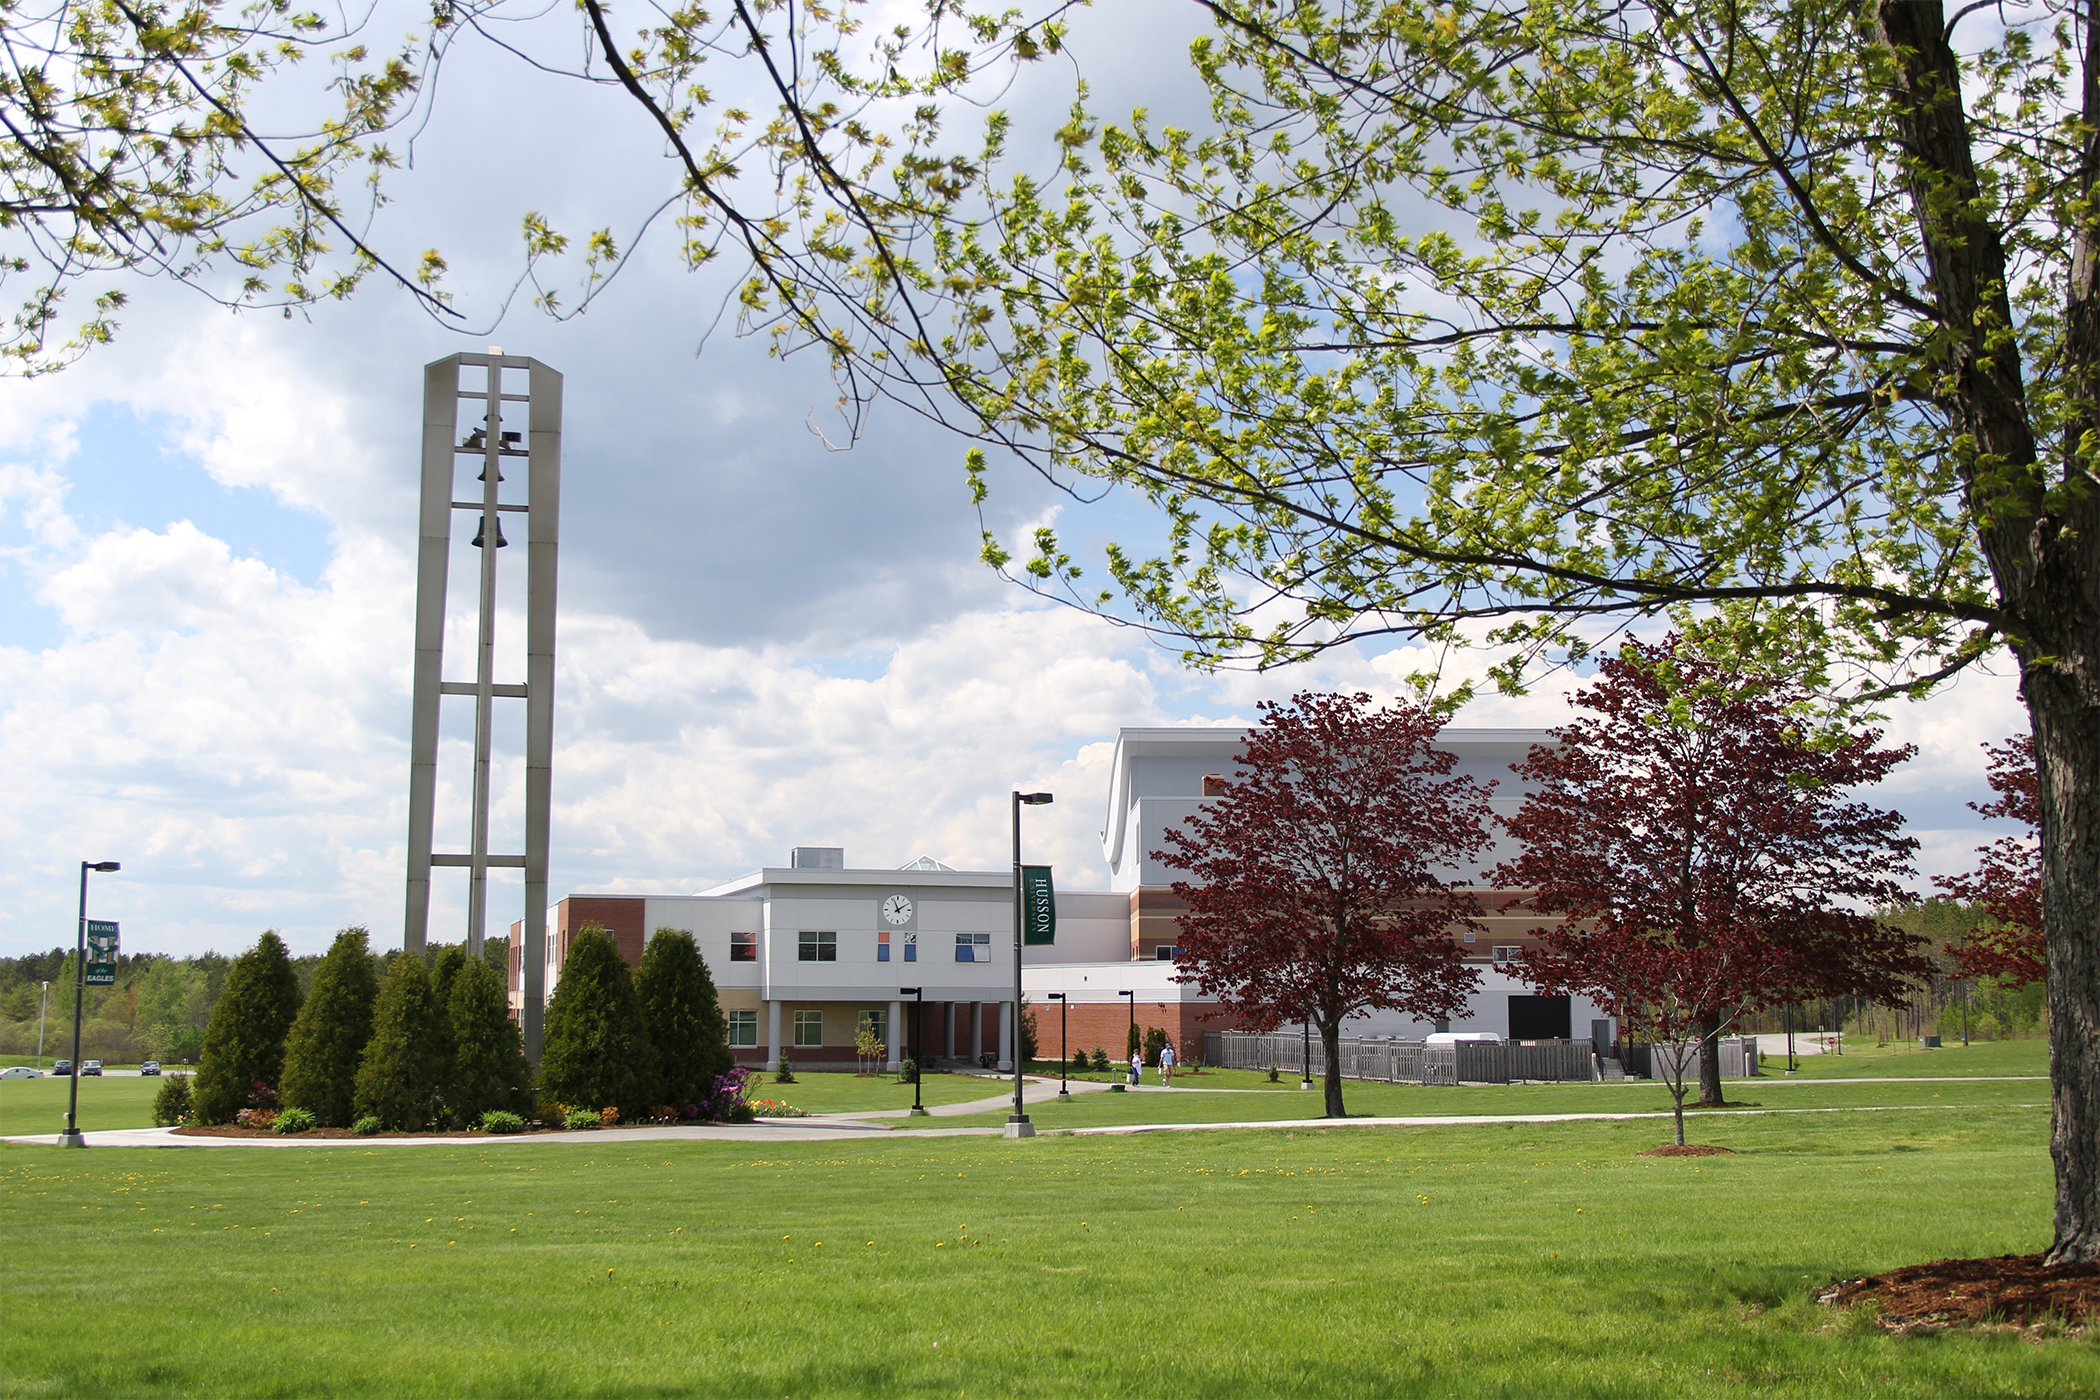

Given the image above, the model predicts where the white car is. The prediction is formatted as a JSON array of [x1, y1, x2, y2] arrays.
[[0, 1066, 43, 1079]]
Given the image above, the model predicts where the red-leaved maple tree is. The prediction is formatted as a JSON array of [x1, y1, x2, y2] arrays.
[[1495, 639, 1931, 1144], [1156, 691, 1494, 1118], [1935, 736, 2046, 988]]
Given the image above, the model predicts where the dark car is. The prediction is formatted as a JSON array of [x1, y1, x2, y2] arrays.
[[80, 1060, 103, 1076], [140, 1061, 161, 1076], [51, 1059, 73, 1075]]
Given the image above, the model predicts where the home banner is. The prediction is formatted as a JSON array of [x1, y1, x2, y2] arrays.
[[84, 920, 119, 986], [1021, 866, 1056, 945]]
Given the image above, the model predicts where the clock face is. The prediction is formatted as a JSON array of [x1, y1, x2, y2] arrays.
[[881, 895, 915, 926]]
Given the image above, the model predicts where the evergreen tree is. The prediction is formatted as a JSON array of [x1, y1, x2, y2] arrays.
[[538, 924, 655, 1119], [425, 945, 467, 1123], [447, 956, 531, 1122], [354, 953, 442, 1130], [635, 929, 730, 1108], [190, 931, 302, 1125], [278, 928, 379, 1126]]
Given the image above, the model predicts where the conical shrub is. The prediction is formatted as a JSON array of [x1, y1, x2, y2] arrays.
[[447, 956, 531, 1122], [354, 953, 442, 1130], [191, 931, 302, 1125], [279, 928, 378, 1126], [538, 923, 655, 1119], [636, 928, 731, 1107]]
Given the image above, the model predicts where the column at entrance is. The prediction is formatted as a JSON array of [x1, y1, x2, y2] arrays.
[[944, 1002, 957, 1060], [886, 998, 903, 1073], [970, 1002, 983, 1065], [765, 1001, 782, 1072]]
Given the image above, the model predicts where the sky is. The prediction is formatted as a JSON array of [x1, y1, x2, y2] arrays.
[[0, 1, 2032, 959]]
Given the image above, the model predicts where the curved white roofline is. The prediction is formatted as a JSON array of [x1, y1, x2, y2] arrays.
[[1099, 724, 1558, 875]]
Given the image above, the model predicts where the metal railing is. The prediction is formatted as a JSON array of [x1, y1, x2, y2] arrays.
[[1202, 1031, 1597, 1084]]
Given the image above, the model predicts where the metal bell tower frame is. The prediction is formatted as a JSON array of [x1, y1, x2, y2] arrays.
[[403, 351, 561, 1061]]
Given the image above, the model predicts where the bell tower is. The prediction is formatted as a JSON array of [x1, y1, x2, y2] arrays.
[[402, 350, 561, 1061]]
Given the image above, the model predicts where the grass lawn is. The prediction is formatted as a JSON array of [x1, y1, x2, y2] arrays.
[[0, 1075, 161, 1136], [746, 1069, 1017, 1115], [1778, 1038, 2047, 1079], [903, 1069, 2047, 1132], [1, 1101, 2086, 1397]]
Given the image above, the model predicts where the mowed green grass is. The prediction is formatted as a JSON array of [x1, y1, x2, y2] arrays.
[[905, 1069, 2046, 1131], [747, 1069, 1017, 1113], [1, 1104, 2088, 1397], [0, 1075, 160, 1136]]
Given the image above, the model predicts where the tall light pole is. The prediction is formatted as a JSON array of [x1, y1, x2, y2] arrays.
[[1008, 790, 1052, 1139], [1048, 992, 1070, 1101], [900, 987, 927, 1116], [36, 982, 48, 1069], [62, 861, 120, 1148], [1301, 1013, 1313, 1091]]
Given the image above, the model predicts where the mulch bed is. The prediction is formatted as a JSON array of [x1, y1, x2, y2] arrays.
[[1818, 1254, 2100, 1332], [1638, 1144, 1736, 1157]]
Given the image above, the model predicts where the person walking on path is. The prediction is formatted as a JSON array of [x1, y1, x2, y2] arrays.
[[1160, 1040, 1176, 1085], [1128, 1048, 1142, 1086]]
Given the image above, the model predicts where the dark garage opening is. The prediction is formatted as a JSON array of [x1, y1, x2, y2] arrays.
[[1508, 995, 1571, 1041]]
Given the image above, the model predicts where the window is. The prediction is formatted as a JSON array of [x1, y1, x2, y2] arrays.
[[877, 929, 890, 962], [727, 1010, 757, 1047], [730, 930, 757, 962], [955, 932, 991, 963], [793, 1010, 823, 1047], [798, 930, 837, 962], [858, 1009, 887, 1044], [1462, 931, 1477, 945], [1154, 945, 1179, 961], [903, 931, 916, 963], [1492, 945, 1523, 964]]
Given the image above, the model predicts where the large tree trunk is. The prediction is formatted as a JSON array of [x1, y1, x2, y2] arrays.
[[1878, 1, 2100, 1263], [1320, 1020, 1346, 1119], [2028, 675, 2100, 1264], [1696, 1013, 1725, 1106]]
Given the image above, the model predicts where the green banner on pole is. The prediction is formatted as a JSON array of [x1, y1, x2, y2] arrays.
[[84, 920, 118, 986], [1021, 866, 1056, 945]]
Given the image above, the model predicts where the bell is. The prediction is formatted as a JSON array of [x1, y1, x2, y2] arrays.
[[471, 515, 508, 549], [478, 460, 504, 483]]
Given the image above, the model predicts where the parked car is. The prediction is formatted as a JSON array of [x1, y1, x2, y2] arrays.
[[80, 1060, 103, 1076], [140, 1061, 161, 1076], [0, 1066, 41, 1079], [50, 1059, 72, 1075]]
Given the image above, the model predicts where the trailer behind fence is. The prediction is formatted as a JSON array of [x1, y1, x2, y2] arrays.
[[1203, 1032, 1597, 1084]]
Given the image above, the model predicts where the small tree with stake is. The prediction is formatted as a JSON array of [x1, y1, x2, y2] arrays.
[[1935, 736, 2046, 988], [1497, 638, 1933, 1134], [1158, 691, 1493, 1119]]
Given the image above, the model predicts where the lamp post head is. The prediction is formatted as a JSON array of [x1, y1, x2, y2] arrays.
[[1118, 989, 1134, 1000], [1047, 992, 1065, 1001], [1017, 791, 1053, 806], [899, 987, 921, 996], [85, 861, 120, 873]]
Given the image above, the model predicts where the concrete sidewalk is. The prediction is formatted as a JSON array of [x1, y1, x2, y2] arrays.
[[3, 1098, 2041, 1150]]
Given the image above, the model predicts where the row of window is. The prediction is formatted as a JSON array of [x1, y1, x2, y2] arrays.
[[725, 930, 1001, 963], [1459, 933, 1526, 962], [725, 1008, 889, 1049]]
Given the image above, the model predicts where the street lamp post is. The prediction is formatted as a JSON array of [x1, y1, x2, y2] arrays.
[[62, 861, 120, 1148], [1008, 790, 1052, 1140], [899, 987, 927, 1116], [1047, 992, 1070, 1101], [1301, 1015, 1313, 1091], [1117, 989, 1135, 1090]]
